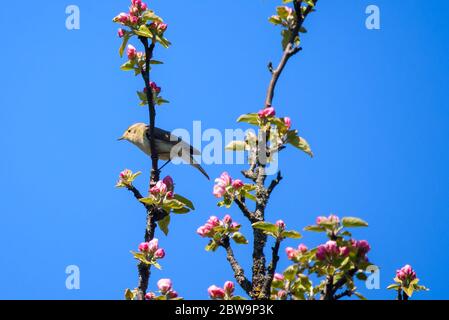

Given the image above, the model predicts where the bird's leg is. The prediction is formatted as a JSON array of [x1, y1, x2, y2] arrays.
[[158, 159, 172, 172]]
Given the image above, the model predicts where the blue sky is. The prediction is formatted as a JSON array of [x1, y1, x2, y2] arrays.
[[0, 0, 448, 300]]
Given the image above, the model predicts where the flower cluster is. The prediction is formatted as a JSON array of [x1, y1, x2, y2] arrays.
[[396, 264, 417, 284], [208, 281, 235, 300], [145, 278, 179, 300], [197, 215, 247, 251], [116, 169, 141, 188], [258, 107, 276, 119], [113, 0, 149, 28], [213, 172, 244, 198], [286, 243, 308, 261], [150, 176, 174, 199], [132, 238, 165, 268]]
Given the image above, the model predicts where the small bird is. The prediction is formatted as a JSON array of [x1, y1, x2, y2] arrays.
[[118, 123, 209, 180]]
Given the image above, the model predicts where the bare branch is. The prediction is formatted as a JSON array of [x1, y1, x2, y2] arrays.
[[221, 237, 253, 297], [234, 198, 255, 222], [260, 238, 281, 299], [267, 171, 283, 197]]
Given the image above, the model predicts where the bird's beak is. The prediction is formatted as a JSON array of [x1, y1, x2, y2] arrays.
[[117, 136, 125, 141]]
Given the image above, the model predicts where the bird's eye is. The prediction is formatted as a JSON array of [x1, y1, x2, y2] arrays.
[[128, 130, 131, 133]]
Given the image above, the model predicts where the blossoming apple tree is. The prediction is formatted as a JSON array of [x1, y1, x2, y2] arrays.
[[113, 0, 427, 300]]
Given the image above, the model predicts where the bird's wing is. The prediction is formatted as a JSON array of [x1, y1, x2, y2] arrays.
[[149, 127, 201, 155]]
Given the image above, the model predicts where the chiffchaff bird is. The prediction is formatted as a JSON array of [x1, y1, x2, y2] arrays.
[[118, 123, 209, 180]]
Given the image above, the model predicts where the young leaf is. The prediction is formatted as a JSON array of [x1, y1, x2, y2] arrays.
[[139, 197, 155, 206], [231, 232, 249, 245], [252, 221, 278, 234], [304, 225, 325, 232], [342, 217, 368, 228], [225, 141, 247, 151], [119, 33, 131, 58], [237, 113, 260, 126], [173, 194, 195, 210], [120, 60, 135, 71], [281, 230, 302, 239], [158, 214, 170, 236]]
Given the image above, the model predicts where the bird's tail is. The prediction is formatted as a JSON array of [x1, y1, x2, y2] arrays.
[[175, 143, 210, 180], [191, 159, 210, 180]]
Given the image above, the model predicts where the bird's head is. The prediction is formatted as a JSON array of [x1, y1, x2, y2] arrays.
[[118, 123, 147, 144]]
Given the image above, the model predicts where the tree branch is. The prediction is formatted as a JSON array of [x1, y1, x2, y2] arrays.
[[260, 238, 281, 299], [234, 198, 255, 223], [267, 171, 283, 198], [221, 237, 253, 297]]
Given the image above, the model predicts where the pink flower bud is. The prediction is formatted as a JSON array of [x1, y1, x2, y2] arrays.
[[166, 191, 174, 199], [162, 176, 174, 190], [129, 15, 139, 25], [325, 240, 339, 255], [232, 179, 244, 190], [316, 216, 327, 225], [219, 172, 232, 186], [316, 245, 327, 261], [277, 290, 287, 299], [339, 246, 350, 257], [274, 273, 284, 282], [115, 12, 130, 24], [118, 28, 125, 38], [328, 214, 340, 224], [223, 281, 235, 294], [197, 225, 212, 237], [157, 278, 172, 293], [284, 117, 292, 130], [275, 220, 286, 230], [145, 292, 155, 300], [155, 180, 167, 194], [298, 244, 308, 253], [396, 264, 417, 282], [354, 240, 370, 256], [208, 285, 225, 299], [150, 81, 161, 93], [258, 107, 276, 119], [286, 247, 296, 260], [223, 215, 232, 225], [140, 3, 148, 11], [167, 290, 178, 299], [213, 185, 226, 198], [207, 216, 220, 227], [127, 44, 137, 60], [148, 238, 159, 252], [154, 248, 165, 259], [120, 169, 131, 179], [138, 242, 149, 252], [230, 222, 240, 229]]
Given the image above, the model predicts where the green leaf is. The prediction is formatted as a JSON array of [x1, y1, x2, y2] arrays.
[[342, 217, 369, 228], [205, 240, 219, 252], [119, 33, 131, 58], [403, 285, 414, 298], [134, 24, 153, 38], [287, 130, 313, 157], [304, 225, 325, 232], [172, 207, 190, 214], [120, 60, 135, 71], [152, 261, 162, 270], [163, 199, 185, 210], [231, 296, 246, 300], [237, 113, 260, 126], [150, 60, 164, 64], [225, 140, 247, 151], [387, 284, 401, 290], [142, 10, 163, 23], [281, 230, 302, 239], [124, 288, 135, 300], [158, 214, 170, 236], [252, 221, 278, 234], [231, 232, 249, 245], [139, 197, 155, 206], [173, 194, 195, 210], [283, 265, 298, 281]]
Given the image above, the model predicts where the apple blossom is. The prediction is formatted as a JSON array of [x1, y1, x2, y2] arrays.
[[148, 238, 159, 252], [224, 281, 235, 295], [276, 220, 286, 230], [298, 243, 308, 253], [258, 107, 276, 118], [145, 292, 155, 300], [284, 117, 291, 130], [232, 179, 244, 190], [396, 264, 417, 282], [118, 28, 125, 38], [223, 214, 232, 225], [157, 278, 172, 293], [208, 285, 225, 299], [127, 44, 137, 60], [138, 242, 150, 252], [154, 248, 165, 259]]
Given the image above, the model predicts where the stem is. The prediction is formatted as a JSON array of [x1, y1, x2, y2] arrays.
[[135, 36, 160, 300], [260, 238, 281, 299], [221, 237, 253, 297]]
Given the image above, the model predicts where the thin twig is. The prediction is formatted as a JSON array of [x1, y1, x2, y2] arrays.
[[260, 238, 281, 299], [234, 198, 255, 222]]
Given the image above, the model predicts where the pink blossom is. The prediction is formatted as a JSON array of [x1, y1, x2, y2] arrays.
[[298, 244, 308, 253], [162, 176, 174, 190], [208, 285, 225, 299], [277, 290, 287, 299], [129, 15, 139, 25], [223, 215, 232, 225], [197, 225, 212, 237], [116, 12, 130, 24], [145, 292, 155, 300], [316, 241, 339, 261], [316, 245, 327, 261], [274, 273, 284, 282], [119, 169, 131, 179], [154, 248, 165, 259], [339, 246, 350, 257], [217, 172, 232, 186], [138, 242, 149, 252], [230, 222, 240, 229], [223, 281, 235, 294], [286, 247, 296, 260], [213, 185, 226, 198], [157, 278, 172, 293], [396, 264, 417, 282], [284, 117, 292, 130], [167, 290, 178, 299], [140, 3, 148, 11], [166, 191, 174, 199], [127, 44, 137, 60], [316, 216, 327, 225], [118, 28, 125, 38], [258, 107, 276, 119], [150, 81, 161, 93], [328, 214, 340, 224], [353, 240, 371, 256], [232, 179, 244, 190], [207, 216, 220, 227], [148, 238, 159, 252], [276, 220, 286, 230]]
